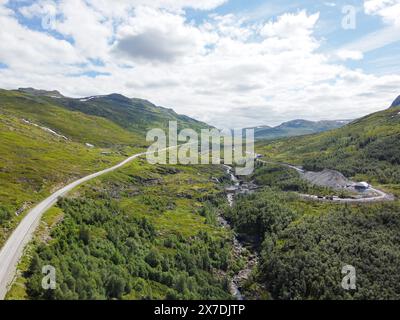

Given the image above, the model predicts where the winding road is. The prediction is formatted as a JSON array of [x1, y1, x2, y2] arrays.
[[0, 148, 168, 299], [298, 187, 393, 203]]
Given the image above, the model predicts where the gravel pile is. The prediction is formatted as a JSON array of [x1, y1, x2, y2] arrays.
[[302, 169, 352, 189]]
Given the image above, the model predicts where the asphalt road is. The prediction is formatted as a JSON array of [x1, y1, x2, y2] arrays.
[[0, 150, 152, 299]]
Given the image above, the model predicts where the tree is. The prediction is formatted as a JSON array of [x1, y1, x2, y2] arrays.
[[105, 274, 126, 299], [79, 226, 91, 245], [0, 205, 11, 225], [145, 250, 161, 268]]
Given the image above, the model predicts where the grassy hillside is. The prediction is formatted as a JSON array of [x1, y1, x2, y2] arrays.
[[0, 88, 210, 246], [256, 105, 400, 184], [16, 88, 211, 134], [0, 89, 146, 147], [0, 91, 144, 245]]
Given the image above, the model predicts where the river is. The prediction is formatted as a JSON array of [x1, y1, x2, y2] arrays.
[[220, 165, 259, 300]]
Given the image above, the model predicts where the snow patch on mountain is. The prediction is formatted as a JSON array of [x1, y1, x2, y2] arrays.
[[22, 119, 68, 140]]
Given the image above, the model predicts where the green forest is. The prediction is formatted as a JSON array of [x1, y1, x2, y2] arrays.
[[26, 197, 231, 299], [8, 159, 237, 300], [225, 189, 400, 299], [223, 115, 400, 299]]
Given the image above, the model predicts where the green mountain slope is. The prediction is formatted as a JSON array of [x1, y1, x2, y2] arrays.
[[1, 89, 145, 147], [0, 88, 210, 245], [251, 119, 350, 140], [16, 88, 210, 134], [0, 111, 130, 245], [256, 103, 400, 184]]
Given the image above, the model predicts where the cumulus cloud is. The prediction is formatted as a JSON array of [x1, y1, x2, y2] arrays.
[[336, 50, 364, 61], [85, 0, 228, 13], [112, 7, 206, 63], [339, 1, 400, 55], [0, 1, 399, 128], [0, 4, 83, 73], [114, 30, 192, 63], [19, 0, 113, 59], [364, 0, 400, 26], [260, 10, 319, 38]]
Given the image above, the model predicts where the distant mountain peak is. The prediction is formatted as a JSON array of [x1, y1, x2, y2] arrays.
[[281, 119, 313, 127], [105, 93, 131, 102], [78, 93, 133, 105], [245, 125, 271, 130], [252, 119, 352, 140], [86, 93, 131, 105], [16, 87, 210, 131], [18, 87, 64, 98], [390, 95, 400, 108]]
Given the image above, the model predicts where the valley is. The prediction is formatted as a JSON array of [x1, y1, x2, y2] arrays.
[[1, 88, 400, 300], [0, 88, 209, 245], [3, 0, 400, 308]]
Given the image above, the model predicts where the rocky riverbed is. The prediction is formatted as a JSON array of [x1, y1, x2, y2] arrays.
[[221, 165, 259, 300]]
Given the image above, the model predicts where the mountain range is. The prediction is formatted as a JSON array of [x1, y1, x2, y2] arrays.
[[16, 88, 209, 134], [250, 94, 400, 141], [249, 119, 352, 140]]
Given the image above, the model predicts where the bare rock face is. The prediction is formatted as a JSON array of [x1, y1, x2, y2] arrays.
[[390, 95, 400, 108]]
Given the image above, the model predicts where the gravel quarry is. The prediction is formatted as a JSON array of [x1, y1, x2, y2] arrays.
[[302, 169, 352, 189], [256, 159, 393, 202]]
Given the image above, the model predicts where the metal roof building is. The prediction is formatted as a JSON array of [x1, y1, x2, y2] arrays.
[[355, 182, 370, 189]]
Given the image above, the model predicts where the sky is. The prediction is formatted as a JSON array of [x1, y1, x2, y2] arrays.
[[0, 0, 399, 128]]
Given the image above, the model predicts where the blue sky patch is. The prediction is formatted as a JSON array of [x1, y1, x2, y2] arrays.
[[69, 71, 111, 78]]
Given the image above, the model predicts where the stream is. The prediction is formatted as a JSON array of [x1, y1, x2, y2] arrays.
[[220, 165, 259, 300]]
